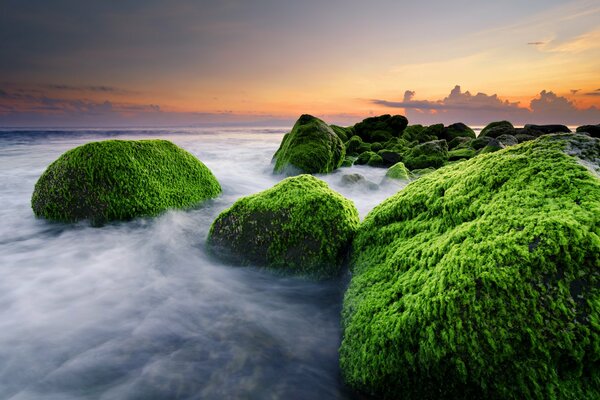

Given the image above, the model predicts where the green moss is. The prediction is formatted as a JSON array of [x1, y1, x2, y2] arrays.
[[31, 140, 221, 225], [371, 142, 383, 152], [355, 151, 377, 165], [480, 120, 515, 138], [403, 139, 449, 170], [331, 124, 353, 142], [345, 135, 364, 156], [353, 115, 408, 143], [273, 114, 345, 175], [207, 175, 360, 279], [366, 153, 384, 167], [443, 123, 476, 141], [385, 162, 410, 180], [340, 134, 600, 399], [448, 147, 476, 161]]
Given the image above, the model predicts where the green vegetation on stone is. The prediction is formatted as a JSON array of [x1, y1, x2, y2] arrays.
[[31, 139, 221, 225], [207, 174, 360, 279], [340, 134, 600, 399], [273, 114, 345, 175], [403, 139, 449, 170], [385, 162, 410, 180]]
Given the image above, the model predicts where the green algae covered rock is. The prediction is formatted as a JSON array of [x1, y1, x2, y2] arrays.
[[207, 174, 359, 279], [353, 114, 408, 142], [340, 134, 600, 399], [385, 162, 410, 180], [273, 115, 345, 175], [31, 139, 221, 225], [403, 139, 449, 170], [443, 122, 476, 141], [479, 120, 515, 138]]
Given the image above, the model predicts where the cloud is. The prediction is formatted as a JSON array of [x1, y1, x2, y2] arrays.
[[571, 89, 581, 94], [542, 28, 600, 53], [373, 86, 600, 125], [527, 42, 544, 45], [0, 87, 295, 127], [40, 84, 135, 94], [584, 89, 600, 96]]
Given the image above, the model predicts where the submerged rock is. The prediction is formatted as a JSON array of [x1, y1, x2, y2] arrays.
[[340, 173, 379, 190], [31, 140, 221, 225], [340, 134, 600, 399], [273, 115, 345, 175], [207, 175, 359, 279]]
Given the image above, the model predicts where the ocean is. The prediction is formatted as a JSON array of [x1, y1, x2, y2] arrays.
[[0, 128, 409, 400]]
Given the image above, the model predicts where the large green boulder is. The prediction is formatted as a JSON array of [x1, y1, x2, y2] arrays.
[[273, 115, 345, 175], [385, 162, 410, 180], [340, 134, 600, 399], [207, 175, 359, 279], [479, 120, 515, 138], [443, 122, 476, 141], [353, 114, 408, 143], [402, 139, 449, 170], [31, 140, 221, 225]]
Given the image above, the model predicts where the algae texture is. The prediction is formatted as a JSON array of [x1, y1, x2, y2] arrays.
[[273, 114, 345, 175], [340, 134, 600, 399], [32, 139, 221, 224], [208, 174, 360, 279], [385, 162, 410, 180]]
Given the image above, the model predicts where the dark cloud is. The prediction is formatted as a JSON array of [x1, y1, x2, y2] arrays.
[[373, 86, 600, 125], [570, 89, 580, 94], [41, 84, 134, 94], [527, 41, 544, 45]]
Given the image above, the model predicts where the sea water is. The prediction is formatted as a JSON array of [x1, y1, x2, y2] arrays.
[[0, 128, 408, 400]]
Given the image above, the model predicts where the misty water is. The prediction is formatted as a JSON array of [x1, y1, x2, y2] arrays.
[[0, 128, 409, 400]]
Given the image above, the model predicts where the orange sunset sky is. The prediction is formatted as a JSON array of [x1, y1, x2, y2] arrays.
[[0, 0, 599, 127]]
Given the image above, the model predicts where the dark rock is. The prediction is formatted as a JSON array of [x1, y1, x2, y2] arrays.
[[496, 134, 519, 147], [576, 124, 600, 138], [479, 121, 515, 138], [523, 124, 571, 134], [403, 139, 448, 170]]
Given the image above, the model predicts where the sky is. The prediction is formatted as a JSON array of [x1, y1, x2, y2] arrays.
[[0, 0, 599, 127]]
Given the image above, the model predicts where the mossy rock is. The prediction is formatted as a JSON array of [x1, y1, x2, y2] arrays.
[[496, 134, 518, 147], [377, 150, 402, 166], [470, 136, 494, 150], [331, 125, 353, 142], [341, 156, 355, 167], [273, 114, 345, 175], [355, 151, 377, 165], [345, 135, 363, 156], [366, 153, 384, 167], [353, 114, 408, 142], [340, 134, 600, 399], [524, 124, 571, 135], [448, 136, 472, 150], [207, 175, 359, 279], [385, 162, 410, 180], [577, 124, 600, 138], [403, 139, 449, 170], [370, 142, 383, 152], [31, 139, 221, 225], [443, 122, 476, 141], [480, 120, 515, 138], [340, 173, 379, 190], [515, 133, 537, 143], [479, 138, 503, 154], [448, 147, 476, 161]]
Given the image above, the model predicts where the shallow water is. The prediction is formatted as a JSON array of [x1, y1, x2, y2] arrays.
[[0, 128, 407, 400]]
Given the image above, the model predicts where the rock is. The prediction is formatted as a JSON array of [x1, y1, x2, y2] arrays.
[[514, 133, 536, 143], [208, 175, 359, 279], [341, 156, 355, 167], [354, 151, 377, 165], [385, 162, 410, 180], [330, 125, 353, 142], [31, 140, 222, 225], [353, 114, 408, 143], [479, 120, 515, 138], [377, 150, 403, 166], [273, 114, 345, 175], [576, 124, 600, 138], [470, 136, 494, 150], [448, 136, 472, 150], [345, 135, 364, 156], [340, 173, 379, 190], [443, 122, 476, 141], [478, 137, 503, 154], [370, 142, 383, 152], [366, 153, 385, 167], [524, 124, 571, 134], [402, 139, 448, 170], [496, 134, 518, 147], [340, 134, 600, 399], [448, 147, 476, 161]]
